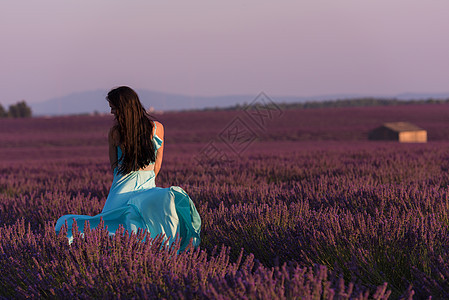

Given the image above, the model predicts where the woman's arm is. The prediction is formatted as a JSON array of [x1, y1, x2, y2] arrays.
[[154, 121, 164, 178], [108, 127, 119, 173]]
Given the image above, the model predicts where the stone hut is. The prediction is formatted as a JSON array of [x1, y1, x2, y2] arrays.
[[368, 122, 427, 143]]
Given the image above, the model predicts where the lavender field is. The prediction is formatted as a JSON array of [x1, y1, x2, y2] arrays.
[[1, 103, 449, 298]]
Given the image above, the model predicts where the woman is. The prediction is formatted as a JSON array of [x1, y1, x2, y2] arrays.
[[55, 86, 201, 251]]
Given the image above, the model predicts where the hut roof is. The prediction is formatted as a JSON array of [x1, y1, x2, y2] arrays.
[[382, 122, 424, 132]]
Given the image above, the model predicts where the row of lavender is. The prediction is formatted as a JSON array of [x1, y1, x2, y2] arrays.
[[2, 104, 449, 298], [1, 103, 449, 149], [1, 219, 395, 299], [2, 141, 447, 298]]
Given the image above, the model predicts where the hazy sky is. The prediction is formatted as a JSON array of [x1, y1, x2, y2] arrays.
[[1, 0, 448, 105]]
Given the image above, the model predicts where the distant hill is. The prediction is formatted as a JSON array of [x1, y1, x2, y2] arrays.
[[30, 90, 259, 116], [29, 90, 449, 116]]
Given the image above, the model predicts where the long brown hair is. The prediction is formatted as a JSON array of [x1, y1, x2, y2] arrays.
[[107, 86, 156, 175]]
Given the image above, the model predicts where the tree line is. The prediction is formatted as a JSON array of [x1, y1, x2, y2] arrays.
[[274, 97, 449, 110], [0, 101, 32, 118], [200, 97, 449, 112]]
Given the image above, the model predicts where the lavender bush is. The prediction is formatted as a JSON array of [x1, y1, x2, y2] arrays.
[[0, 219, 398, 299], [2, 103, 449, 298]]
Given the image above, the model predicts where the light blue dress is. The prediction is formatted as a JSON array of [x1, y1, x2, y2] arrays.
[[55, 122, 201, 251]]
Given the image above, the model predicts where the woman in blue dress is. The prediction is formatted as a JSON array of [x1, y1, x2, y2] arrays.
[[55, 86, 201, 251]]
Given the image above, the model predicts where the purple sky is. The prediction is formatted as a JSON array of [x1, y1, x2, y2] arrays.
[[1, 0, 449, 105]]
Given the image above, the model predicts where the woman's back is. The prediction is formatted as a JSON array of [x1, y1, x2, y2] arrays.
[[116, 120, 164, 171], [102, 120, 164, 212]]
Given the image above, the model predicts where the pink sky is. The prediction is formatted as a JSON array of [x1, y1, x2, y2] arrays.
[[1, 0, 449, 105]]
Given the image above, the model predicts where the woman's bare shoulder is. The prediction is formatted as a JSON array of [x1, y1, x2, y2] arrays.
[[153, 121, 164, 138]]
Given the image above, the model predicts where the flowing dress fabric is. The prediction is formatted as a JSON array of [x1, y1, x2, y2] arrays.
[[55, 123, 201, 251]]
